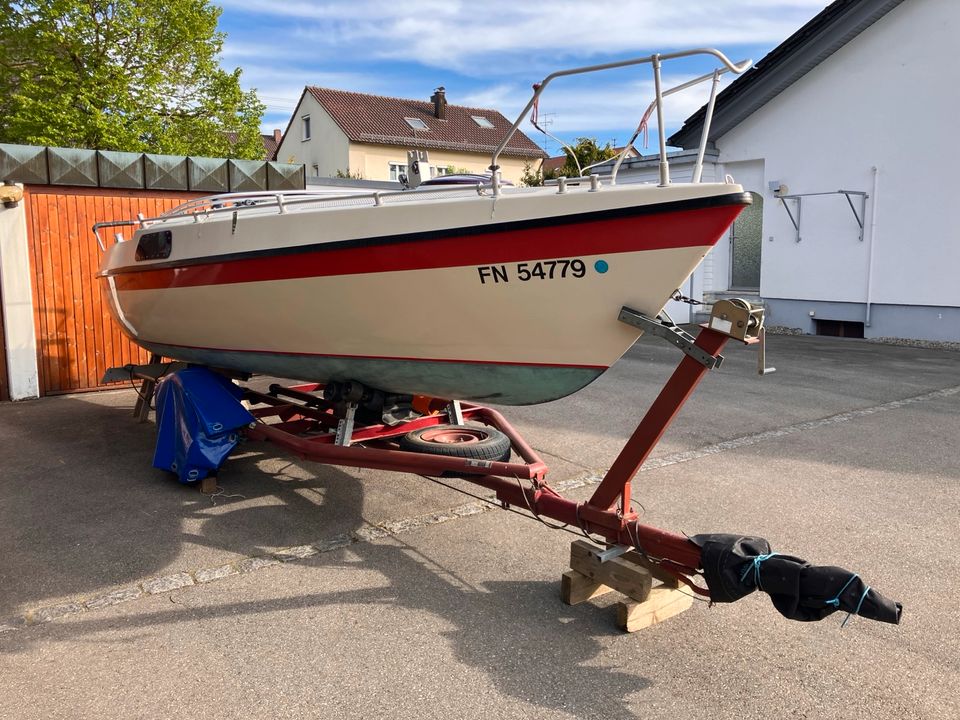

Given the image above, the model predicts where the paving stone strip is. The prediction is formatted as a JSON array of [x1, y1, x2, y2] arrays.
[[2, 383, 957, 635]]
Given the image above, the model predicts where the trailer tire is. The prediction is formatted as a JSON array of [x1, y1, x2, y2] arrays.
[[399, 424, 512, 463]]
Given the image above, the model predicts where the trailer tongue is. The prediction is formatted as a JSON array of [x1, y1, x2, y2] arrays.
[[121, 299, 901, 628]]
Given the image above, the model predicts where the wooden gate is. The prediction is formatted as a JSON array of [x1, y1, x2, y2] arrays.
[[23, 186, 202, 395]]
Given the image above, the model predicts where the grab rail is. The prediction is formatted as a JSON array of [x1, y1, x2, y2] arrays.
[[490, 48, 752, 195], [91, 183, 494, 250]]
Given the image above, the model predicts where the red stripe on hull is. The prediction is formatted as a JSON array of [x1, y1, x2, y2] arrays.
[[112, 203, 740, 292]]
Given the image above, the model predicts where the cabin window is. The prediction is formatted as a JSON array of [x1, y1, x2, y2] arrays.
[[404, 117, 429, 131], [301, 115, 311, 141], [389, 163, 408, 181], [135, 230, 173, 261], [471, 115, 494, 128]]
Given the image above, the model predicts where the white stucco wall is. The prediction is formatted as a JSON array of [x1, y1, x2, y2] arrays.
[[274, 94, 350, 177], [0, 192, 40, 400], [716, 0, 958, 308]]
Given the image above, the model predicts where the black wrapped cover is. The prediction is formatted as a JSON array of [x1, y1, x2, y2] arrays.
[[690, 534, 902, 625]]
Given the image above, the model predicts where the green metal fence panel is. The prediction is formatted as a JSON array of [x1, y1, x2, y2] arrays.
[[188, 156, 229, 192], [267, 161, 305, 191], [97, 150, 144, 189], [144, 153, 189, 190], [47, 146, 99, 186], [228, 159, 268, 192], [0, 144, 303, 192], [0, 144, 49, 184]]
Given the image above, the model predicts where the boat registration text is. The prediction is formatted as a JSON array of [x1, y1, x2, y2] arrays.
[[476, 259, 588, 285]]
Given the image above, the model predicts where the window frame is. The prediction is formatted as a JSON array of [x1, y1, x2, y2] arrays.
[[301, 115, 311, 141], [403, 117, 429, 131]]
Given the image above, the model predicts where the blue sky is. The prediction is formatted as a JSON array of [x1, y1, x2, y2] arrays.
[[216, 0, 828, 156]]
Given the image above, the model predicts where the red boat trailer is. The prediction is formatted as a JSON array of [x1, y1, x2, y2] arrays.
[[238, 301, 768, 595], [117, 299, 903, 628]]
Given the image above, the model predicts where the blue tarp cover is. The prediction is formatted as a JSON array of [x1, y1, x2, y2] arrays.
[[153, 367, 254, 484]]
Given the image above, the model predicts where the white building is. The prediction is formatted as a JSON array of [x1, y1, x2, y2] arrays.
[[608, 0, 958, 341]]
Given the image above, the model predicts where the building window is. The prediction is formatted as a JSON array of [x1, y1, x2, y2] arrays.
[[471, 115, 494, 128], [429, 166, 450, 178], [311, 164, 319, 176], [302, 115, 311, 141], [404, 117, 429, 131], [389, 162, 408, 181]]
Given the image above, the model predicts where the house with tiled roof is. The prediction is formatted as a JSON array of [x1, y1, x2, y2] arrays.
[[261, 129, 282, 160], [274, 86, 546, 183]]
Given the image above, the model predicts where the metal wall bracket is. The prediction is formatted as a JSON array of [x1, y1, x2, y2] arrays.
[[777, 190, 868, 243], [618, 306, 723, 369]]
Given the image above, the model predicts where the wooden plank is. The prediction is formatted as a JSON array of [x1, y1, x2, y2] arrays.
[[616, 585, 694, 633], [622, 549, 681, 587], [64, 193, 83, 391], [569, 540, 652, 603], [39, 191, 63, 393], [560, 569, 613, 606], [76, 194, 98, 389]]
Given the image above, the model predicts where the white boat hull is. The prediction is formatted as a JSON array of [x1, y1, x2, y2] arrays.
[[99, 182, 749, 404]]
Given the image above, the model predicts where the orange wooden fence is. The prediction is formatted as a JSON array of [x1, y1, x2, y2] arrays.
[[22, 186, 203, 395]]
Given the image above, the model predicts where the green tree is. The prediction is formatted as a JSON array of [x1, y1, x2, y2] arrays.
[[0, 0, 265, 158], [545, 137, 618, 180], [519, 160, 543, 187]]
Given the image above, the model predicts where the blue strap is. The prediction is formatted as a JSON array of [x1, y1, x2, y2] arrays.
[[740, 552, 779, 591], [841, 585, 871, 628], [825, 573, 859, 608]]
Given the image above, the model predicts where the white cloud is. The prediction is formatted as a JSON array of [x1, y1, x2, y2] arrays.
[[219, 0, 827, 71], [459, 73, 733, 143]]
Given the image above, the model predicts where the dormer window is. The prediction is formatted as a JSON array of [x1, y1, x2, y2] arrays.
[[404, 117, 429, 131], [471, 115, 494, 128]]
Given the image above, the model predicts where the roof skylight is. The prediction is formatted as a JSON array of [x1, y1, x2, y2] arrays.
[[472, 115, 495, 128], [405, 117, 429, 131]]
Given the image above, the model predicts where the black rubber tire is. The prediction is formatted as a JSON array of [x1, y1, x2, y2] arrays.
[[399, 424, 512, 463]]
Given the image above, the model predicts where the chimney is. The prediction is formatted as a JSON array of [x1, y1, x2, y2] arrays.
[[430, 87, 447, 120], [273, 128, 282, 143]]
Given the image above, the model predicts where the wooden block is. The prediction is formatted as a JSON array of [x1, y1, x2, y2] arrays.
[[561, 569, 613, 605], [199, 476, 217, 494], [616, 584, 694, 633], [569, 540, 652, 603], [623, 550, 681, 587]]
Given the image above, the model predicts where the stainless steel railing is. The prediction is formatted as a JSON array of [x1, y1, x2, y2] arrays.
[[91, 184, 493, 250], [489, 48, 752, 195]]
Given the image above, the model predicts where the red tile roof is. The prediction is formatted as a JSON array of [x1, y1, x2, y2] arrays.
[[261, 132, 280, 160], [305, 87, 546, 160]]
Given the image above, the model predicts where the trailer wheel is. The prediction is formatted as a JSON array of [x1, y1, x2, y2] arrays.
[[399, 424, 511, 463]]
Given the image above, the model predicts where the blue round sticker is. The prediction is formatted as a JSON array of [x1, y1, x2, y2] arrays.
[[594, 259, 609, 274]]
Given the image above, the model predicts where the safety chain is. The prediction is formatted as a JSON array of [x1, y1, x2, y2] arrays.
[[670, 289, 703, 306]]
